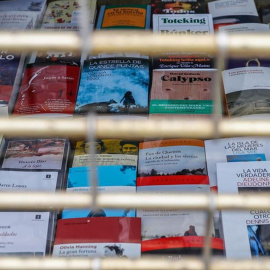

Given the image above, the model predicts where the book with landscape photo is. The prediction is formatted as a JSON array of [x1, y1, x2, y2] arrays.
[[62, 165, 137, 218], [217, 161, 270, 258], [75, 57, 149, 116], [222, 66, 270, 119], [53, 217, 141, 258]]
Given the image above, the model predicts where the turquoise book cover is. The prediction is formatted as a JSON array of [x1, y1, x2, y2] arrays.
[[62, 165, 137, 218]]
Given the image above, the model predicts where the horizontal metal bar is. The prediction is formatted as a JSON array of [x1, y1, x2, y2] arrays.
[[0, 192, 270, 211], [0, 31, 270, 58], [1, 117, 270, 139], [1, 257, 270, 270]]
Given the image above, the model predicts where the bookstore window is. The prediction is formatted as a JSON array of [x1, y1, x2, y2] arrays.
[[0, 0, 270, 269]]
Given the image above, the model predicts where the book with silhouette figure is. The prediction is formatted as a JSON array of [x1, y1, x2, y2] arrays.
[[53, 217, 141, 258], [62, 165, 137, 218], [12, 63, 80, 117], [137, 138, 224, 258], [75, 57, 149, 115], [217, 161, 270, 258]]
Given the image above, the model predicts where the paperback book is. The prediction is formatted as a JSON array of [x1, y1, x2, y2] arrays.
[[62, 165, 137, 218], [0, 212, 53, 256], [217, 161, 270, 258], [53, 217, 141, 258], [75, 57, 149, 116], [72, 139, 138, 167], [12, 63, 80, 117], [151, 0, 207, 14], [96, 5, 151, 29], [205, 137, 270, 189], [222, 66, 270, 119], [0, 138, 69, 172], [149, 69, 216, 116], [208, 0, 260, 30]]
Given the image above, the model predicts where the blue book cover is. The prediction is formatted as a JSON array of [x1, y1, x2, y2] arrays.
[[75, 57, 149, 115], [62, 165, 137, 218]]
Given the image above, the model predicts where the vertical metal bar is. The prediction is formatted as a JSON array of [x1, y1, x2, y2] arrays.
[[212, 31, 229, 138], [203, 193, 216, 270], [87, 113, 98, 210]]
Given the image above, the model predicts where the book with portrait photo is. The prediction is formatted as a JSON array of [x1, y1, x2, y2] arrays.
[[53, 217, 141, 258]]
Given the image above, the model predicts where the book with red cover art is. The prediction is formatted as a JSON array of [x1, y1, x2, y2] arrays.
[[12, 63, 80, 117], [53, 217, 141, 258]]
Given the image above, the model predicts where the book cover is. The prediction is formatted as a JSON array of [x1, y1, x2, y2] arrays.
[[0, 170, 59, 192], [0, 212, 51, 256], [62, 165, 137, 218], [205, 137, 270, 189], [219, 22, 270, 33], [149, 69, 216, 116], [208, 0, 260, 30], [0, 138, 69, 171], [222, 66, 270, 119], [217, 161, 270, 258], [75, 57, 149, 115], [96, 5, 151, 29], [151, 0, 207, 14], [53, 217, 141, 258], [73, 139, 138, 167], [0, 11, 38, 30], [152, 14, 214, 35], [12, 63, 80, 117]]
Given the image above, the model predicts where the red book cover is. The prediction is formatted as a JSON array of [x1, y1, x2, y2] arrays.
[[13, 63, 80, 116], [53, 217, 141, 258]]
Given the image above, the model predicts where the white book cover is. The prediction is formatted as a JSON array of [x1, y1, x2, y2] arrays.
[[219, 23, 269, 32], [208, 0, 259, 20], [217, 161, 270, 258], [0, 170, 58, 192], [0, 212, 50, 256], [222, 66, 270, 119], [153, 14, 214, 34], [0, 11, 37, 30], [205, 137, 270, 188]]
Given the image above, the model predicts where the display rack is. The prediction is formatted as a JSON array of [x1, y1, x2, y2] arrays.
[[1, 2, 270, 268]]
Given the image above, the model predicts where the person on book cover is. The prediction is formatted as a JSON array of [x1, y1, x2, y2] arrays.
[[153, 1, 202, 14], [104, 245, 125, 257], [120, 141, 138, 155], [120, 91, 136, 112], [184, 225, 198, 236], [87, 208, 106, 217], [81, 140, 106, 154], [247, 225, 267, 257]]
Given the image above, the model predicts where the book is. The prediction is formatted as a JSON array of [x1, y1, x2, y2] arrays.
[[205, 137, 270, 189], [151, 0, 207, 14], [261, 6, 270, 24], [62, 165, 137, 218], [75, 57, 149, 116], [0, 138, 69, 172], [217, 161, 270, 258], [0, 212, 53, 256], [153, 13, 214, 35], [12, 63, 80, 117], [96, 5, 151, 29], [222, 66, 270, 119], [149, 69, 216, 117], [208, 0, 260, 30], [72, 139, 138, 167], [53, 217, 141, 258], [0, 170, 61, 191], [219, 22, 270, 33]]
